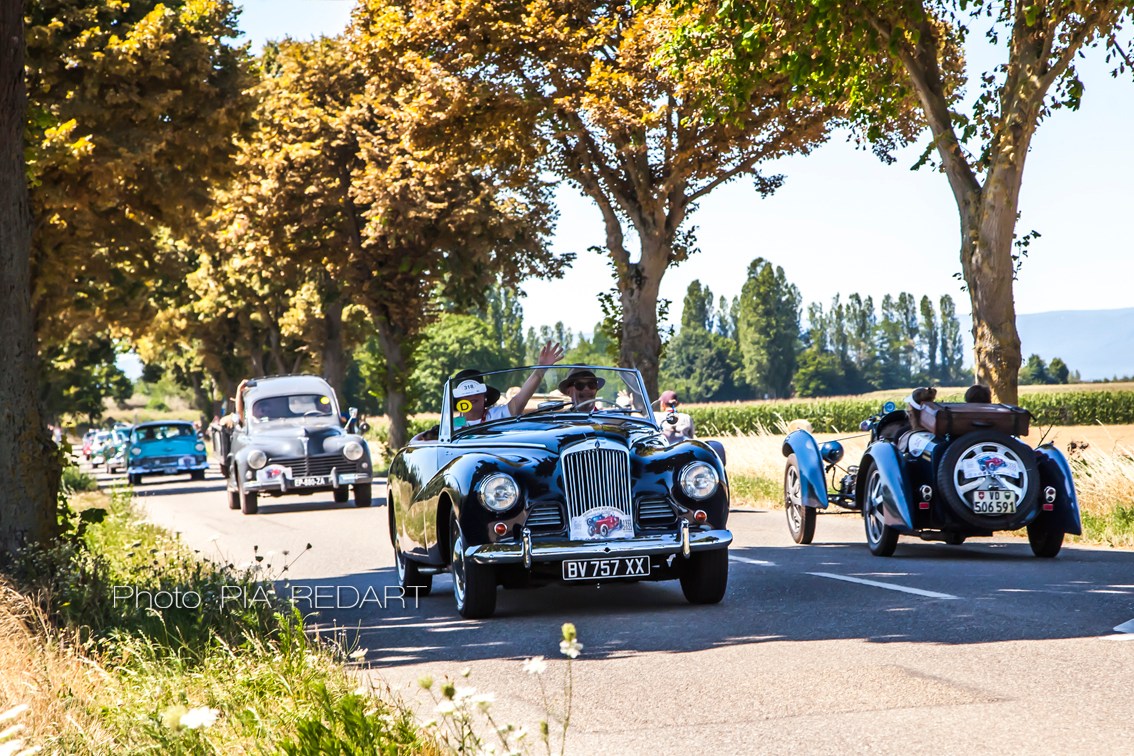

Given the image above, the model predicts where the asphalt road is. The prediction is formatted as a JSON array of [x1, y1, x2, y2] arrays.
[[101, 463, 1134, 755]]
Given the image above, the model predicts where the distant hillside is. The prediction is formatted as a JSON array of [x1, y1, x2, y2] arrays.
[[962, 307, 1134, 381]]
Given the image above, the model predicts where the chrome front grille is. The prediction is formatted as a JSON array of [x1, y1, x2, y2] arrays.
[[273, 455, 357, 477], [560, 439, 633, 522]]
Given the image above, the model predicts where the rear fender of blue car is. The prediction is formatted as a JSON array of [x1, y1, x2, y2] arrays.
[[782, 430, 830, 509], [858, 443, 916, 532], [1034, 444, 1083, 536]]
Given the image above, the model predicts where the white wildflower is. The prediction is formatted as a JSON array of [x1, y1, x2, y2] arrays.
[[453, 686, 476, 702], [521, 656, 547, 675], [435, 700, 456, 716], [470, 692, 495, 711], [348, 648, 368, 660], [559, 639, 583, 659], [179, 706, 220, 730]]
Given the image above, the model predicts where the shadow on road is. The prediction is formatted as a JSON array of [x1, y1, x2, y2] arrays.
[[280, 533, 1134, 668]]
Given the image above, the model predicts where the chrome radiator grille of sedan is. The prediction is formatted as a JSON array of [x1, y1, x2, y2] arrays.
[[273, 455, 358, 478], [560, 439, 633, 522]]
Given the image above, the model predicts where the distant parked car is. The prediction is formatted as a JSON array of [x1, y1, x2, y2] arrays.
[[223, 375, 373, 514], [103, 427, 132, 473], [126, 421, 209, 485]]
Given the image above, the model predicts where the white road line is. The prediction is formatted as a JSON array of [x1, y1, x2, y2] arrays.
[[807, 572, 959, 600], [1114, 618, 1134, 634], [730, 556, 777, 567]]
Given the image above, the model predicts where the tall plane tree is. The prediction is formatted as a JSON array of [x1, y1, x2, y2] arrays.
[[673, 1, 1134, 401], [2, 0, 59, 554], [372, 0, 836, 396]]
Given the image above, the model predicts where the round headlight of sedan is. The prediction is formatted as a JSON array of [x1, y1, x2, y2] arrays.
[[679, 461, 719, 500], [343, 441, 365, 461], [478, 473, 520, 512], [195, 442, 206, 452], [246, 449, 267, 470], [130, 447, 142, 456]]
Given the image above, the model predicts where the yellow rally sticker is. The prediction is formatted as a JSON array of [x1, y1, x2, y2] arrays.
[[456, 399, 473, 413]]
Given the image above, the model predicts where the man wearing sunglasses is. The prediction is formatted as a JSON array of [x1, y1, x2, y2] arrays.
[[557, 368, 606, 410]]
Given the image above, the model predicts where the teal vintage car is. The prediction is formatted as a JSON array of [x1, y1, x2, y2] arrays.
[[127, 421, 209, 485]]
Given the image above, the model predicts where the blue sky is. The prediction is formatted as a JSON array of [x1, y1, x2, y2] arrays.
[[236, 1, 1134, 337]]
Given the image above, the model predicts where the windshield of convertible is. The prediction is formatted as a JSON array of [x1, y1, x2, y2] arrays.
[[446, 365, 654, 436], [249, 393, 338, 429]]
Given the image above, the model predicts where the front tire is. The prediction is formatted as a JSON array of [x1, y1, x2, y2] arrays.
[[1027, 519, 1065, 558], [128, 473, 142, 486], [863, 467, 899, 557], [240, 477, 258, 515], [333, 486, 350, 503], [190, 470, 206, 481], [451, 513, 496, 618], [784, 454, 816, 544], [354, 483, 372, 507], [679, 549, 729, 604]]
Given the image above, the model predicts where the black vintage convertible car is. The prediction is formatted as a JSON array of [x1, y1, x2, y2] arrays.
[[782, 397, 1081, 557], [387, 365, 733, 618], [222, 375, 373, 514]]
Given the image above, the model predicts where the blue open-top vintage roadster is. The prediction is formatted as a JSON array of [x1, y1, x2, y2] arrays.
[[782, 398, 1081, 557], [387, 365, 732, 618]]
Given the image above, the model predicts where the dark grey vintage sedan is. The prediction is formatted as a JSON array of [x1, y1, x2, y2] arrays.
[[223, 375, 373, 514], [387, 365, 732, 618]]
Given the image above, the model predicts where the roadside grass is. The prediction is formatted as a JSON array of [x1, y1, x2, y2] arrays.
[[719, 426, 1134, 548], [0, 488, 430, 753]]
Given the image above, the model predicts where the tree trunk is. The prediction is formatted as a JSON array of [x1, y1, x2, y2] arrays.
[[372, 312, 410, 452], [321, 295, 347, 400], [957, 163, 1025, 404], [617, 234, 670, 400], [1, 2, 61, 556]]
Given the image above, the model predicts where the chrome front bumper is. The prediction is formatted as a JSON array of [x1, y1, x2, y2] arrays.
[[467, 522, 733, 567], [244, 471, 371, 493]]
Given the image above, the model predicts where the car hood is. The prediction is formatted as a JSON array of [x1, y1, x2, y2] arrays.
[[246, 424, 362, 457], [449, 418, 662, 456]]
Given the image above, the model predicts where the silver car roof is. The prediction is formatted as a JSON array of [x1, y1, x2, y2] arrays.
[[244, 375, 336, 402]]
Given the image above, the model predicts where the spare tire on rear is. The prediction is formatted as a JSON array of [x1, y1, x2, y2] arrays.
[[935, 430, 1039, 530]]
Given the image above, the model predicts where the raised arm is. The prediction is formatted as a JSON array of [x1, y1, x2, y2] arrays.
[[506, 342, 565, 416]]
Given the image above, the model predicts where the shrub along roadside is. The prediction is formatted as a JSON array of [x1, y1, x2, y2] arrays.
[[1, 488, 429, 754]]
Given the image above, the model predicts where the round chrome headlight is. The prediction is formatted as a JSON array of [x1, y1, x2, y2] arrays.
[[679, 461, 719, 500], [478, 473, 520, 512], [195, 442, 206, 452], [343, 441, 364, 461], [130, 447, 142, 456], [247, 449, 267, 470]]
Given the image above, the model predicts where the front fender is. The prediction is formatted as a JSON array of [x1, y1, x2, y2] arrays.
[[1035, 444, 1083, 536], [782, 430, 830, 509], [860, 443, 915, 531]]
